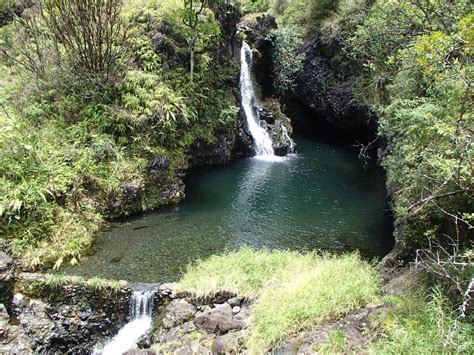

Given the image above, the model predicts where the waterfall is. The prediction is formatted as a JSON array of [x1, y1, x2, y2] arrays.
[[281, 125, 295, 154], [240, 41, 275, 157], [129, 288, 154, 320], [94, 288, 155, 355]]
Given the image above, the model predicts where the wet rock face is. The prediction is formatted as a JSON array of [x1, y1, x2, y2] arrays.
[[258, 99, 296, 156], [105, 155, 186, 219], [188, 131, 237, 169], [238, 14, 278, 96], [211, 3, 242, 62], [291, 35, 377, 140], [5, 273, 133, 353], [0, 239, 14, 314], [147, 156, 171, 177], [237, 13, 277, 47], [11, 294, 55, 352], [0, 303, 34, 353]]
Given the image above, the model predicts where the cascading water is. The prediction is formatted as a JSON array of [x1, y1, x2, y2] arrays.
[[281, 125, 295, 154], [240, 41, 275, 157], [94, 287, 155, 355]]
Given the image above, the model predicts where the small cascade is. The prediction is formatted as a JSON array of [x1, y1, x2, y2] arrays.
[[94, 287, 155, 355], [281, 125, 296, 154], [129, 288, 154, 320], [240, 41, 275, 157]]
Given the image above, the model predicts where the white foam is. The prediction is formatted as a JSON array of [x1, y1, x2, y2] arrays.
[[94, 289, 155, 354], [97, 317, 152, 355]]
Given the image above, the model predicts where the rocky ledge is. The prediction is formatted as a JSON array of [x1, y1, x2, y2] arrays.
[[1, 272, 134, 353], [151, 288, 251, 354]]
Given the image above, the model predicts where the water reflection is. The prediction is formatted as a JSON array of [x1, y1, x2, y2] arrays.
[[227, 158, 277, 247]]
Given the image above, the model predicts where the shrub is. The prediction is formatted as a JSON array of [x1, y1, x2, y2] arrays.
[[277, 0, 340, 35], [41, 0, 129, 86], [0, 0, 22, 25], [238, 0, 272, 13], [0, 0, 240, 270]]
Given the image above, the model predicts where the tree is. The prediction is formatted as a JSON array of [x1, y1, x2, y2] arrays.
[[41, 0, 129, 86], [182, 0, 220, 81]]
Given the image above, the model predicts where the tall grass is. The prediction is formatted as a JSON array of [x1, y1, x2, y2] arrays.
[[179, 248, 381, 352], [370, 289, 474, 354], [180, 248, 317, 298]]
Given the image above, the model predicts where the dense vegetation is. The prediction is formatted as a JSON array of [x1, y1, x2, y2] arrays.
[[0, 0, 472, 352], [266, 0, 474, 352], [0, 0, 239, 269]]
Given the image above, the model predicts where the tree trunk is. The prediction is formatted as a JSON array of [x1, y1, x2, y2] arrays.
[[190, 29, 197, 81]]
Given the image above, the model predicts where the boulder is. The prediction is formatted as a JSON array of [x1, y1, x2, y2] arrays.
[[226, 296, 242, 308], [159, 282, 180, 298], [156, 340, 212, 355], [153, 324, 213, 354], [124, 349, 157, 355], [212, 330, 246, 354], [194, 303, 244, 334], [162, 299, 197, 328]]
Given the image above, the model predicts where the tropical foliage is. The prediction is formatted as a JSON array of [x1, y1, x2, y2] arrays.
[[0, 0, 239, 268]]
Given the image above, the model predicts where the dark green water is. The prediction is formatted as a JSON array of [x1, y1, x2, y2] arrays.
[[66, 136, 393, 282]]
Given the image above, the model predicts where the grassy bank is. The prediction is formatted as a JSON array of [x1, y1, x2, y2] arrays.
[[371, 290, 474, 354], [179, 248, 474, 353], [180, 248, 381, 351]]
